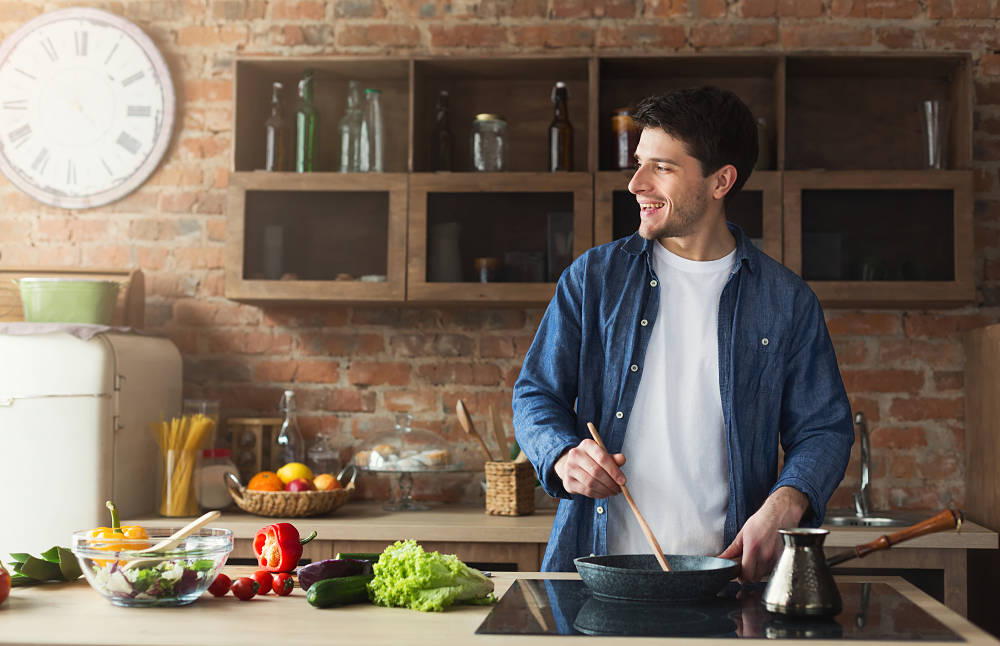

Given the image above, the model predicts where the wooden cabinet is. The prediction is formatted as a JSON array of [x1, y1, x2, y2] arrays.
[[226, 52, 974, 307]]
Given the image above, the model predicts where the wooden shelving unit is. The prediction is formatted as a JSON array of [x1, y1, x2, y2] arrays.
[[226, 52, 974, 307]]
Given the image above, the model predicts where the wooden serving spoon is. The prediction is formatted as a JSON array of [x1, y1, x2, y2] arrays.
[[456, 399, 495, 461], [587, 422, 670, 572], [122, 510, 221, 571]]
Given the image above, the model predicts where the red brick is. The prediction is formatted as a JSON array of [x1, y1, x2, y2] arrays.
[[740, 0, 776, 17], [326, 389, 376, 412], [979, 53, 1000, 77], [928, 0, 953, 17], [848, 395, 880, 422], [174, 246, 225, 270], [271, 0, 327, 19], [778, 0, 823, 17], [889, 454, 917, 478], [181, 136, 230, 159], [198, 272, 226, 298], [691, 0, 727, 17], [903, 313, 991, 338], [184, 80, 232, 103], [82, 245, 130, 268], [596, 24, 687, 49], [206, 218, 227, 242], [173, 299, 261, 326], [148, 164, 204, 187], [974, 167, 995, 192], [177, 25, 248, 47], [841, 369, 924, 393], [349, 361, 412, 386], [949, 424, 965, 451], [871, 425, 927, 449], [890, 485, 953, 510], [0, 219, 29, 243], [212, 0, 268, 20], [504, 365, 521, 388], [975, 80, 1000, 106], [254, 360, 297, 382], [512, 25, 596, 49], [138, 247, 170, 271], [876, 26, 917, 49], [551, 0, 638, 18], [826, 312, 902, 336], [383, 390, 438, 413], [149, 273, 199, 297], [832, 0, 921, 17], [429, 24, 508, 48], [158, 192, 197, 213], [933, 370, 964, 392], [333, 0, 385, 18], [924, 26, 994, 51], [350, 308, 438, 327], [337, 24, 421, 48], [0, 2, 42, 20], [952, 0, 992, 17], [877, 339, 963, 370], [262, 307, 349, 327], [689, 23, 778, 48], [418, 362, 502, 386], [296, 360, 340, 383], [916, 452, 960, 479], [213, 167, 229, 189], [644, 0, 689, 16], [388, 333, 474, 358], [299, 332, 384, 357], [482, 335, 534, 359], [889, 396, 964, 421], [781, 24, 871, 48]]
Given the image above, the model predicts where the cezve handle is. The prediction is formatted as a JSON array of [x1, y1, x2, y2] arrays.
[[826, 508, 963, 567]]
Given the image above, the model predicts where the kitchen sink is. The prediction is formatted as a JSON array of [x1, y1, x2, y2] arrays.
[[824, 510, 930, 528]]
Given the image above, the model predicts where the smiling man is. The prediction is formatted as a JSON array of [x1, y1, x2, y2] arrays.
[[512, 86, 853, 581]]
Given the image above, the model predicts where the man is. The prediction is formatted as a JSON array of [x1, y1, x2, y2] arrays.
[[512, 86, 853, 581]]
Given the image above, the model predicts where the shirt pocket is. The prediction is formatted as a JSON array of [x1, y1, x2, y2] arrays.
[[747, 332, 782, 395]]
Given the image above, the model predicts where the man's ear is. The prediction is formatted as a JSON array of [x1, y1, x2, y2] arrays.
[[713, 165, 738, 201]]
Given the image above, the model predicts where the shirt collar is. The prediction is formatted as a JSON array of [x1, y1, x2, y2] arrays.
[[619, 221, 756, 274]]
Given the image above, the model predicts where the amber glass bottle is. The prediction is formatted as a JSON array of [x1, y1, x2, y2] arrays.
[[549, 81, 573, 172], [430, 90, 454, 171], [265, 81, 286, 171]]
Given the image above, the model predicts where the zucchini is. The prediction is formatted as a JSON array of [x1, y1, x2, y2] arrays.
[[335, 552, 381, 563], [306, 573, 374, 608]]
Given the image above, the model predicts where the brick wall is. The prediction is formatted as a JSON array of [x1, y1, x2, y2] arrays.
[[1, 0, 997, 509]]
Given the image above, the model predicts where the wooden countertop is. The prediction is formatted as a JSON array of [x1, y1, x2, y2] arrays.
[[1, 570, 996, 646], [131, 503, 998, 549]]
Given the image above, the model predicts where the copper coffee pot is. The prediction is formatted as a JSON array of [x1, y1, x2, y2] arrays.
[[762, 509, 963, 617]]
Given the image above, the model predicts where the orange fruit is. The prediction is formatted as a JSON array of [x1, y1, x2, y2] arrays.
[[247, 471, 284, 491], [313, 473, 342, 491]]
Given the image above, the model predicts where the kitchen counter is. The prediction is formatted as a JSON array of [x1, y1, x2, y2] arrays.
[[133, 504, 997, 616], [1, 570, 996, 645]]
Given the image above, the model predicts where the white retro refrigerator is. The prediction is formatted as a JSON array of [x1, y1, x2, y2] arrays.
[[0, 330, 182, 556]]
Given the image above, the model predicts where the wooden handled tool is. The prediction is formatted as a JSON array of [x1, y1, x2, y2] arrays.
[[826, 508, 963, 567], [489, 404, 510, 461], [587, 422, 670, 572], [456, 399, 495, 461]]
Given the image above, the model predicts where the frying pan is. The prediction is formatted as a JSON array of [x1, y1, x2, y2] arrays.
[[574, 554, 740, 601]]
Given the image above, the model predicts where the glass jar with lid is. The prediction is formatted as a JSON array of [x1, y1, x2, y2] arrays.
[[353, 413, 453, 472], [471, 113, 508, 172], [307, 431, 341, 477]]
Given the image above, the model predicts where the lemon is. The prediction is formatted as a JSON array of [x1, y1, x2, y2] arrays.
[[276, 462, 313, 485]]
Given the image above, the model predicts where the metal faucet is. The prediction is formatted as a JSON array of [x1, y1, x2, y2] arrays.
[[853, 412, 871, 517]]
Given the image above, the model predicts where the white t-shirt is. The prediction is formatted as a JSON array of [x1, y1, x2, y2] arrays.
[[607, 241, 735, 557]]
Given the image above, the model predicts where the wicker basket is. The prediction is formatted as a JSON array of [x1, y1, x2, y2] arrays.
[[484, 460, 535, 516], [225, 470, 354, 518]]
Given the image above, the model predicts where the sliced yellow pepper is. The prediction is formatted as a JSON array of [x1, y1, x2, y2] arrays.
[[89, 501, 149, 566]]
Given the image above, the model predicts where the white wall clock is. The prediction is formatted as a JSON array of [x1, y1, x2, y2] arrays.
[[0, 7, 175, 209]]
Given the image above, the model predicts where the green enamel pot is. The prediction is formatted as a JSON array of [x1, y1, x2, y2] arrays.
[[17, 277, 119, 325]]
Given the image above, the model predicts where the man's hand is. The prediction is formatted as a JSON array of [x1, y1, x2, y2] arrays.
[[718, 486, 809, 582], [553, 439, 627, 498]]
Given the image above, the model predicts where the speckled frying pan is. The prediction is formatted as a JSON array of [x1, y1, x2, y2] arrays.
[[574, 554, 741, 601]]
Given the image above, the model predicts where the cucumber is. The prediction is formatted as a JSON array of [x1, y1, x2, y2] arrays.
[[306, 573, 374, 608], [335, 552, 381, 563]]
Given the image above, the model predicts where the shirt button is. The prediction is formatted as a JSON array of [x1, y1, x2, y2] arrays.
[[590, 553, 596, 557], [640, 319, 648, 326], [596, 506, 605, 514], [630, 364, 638, 372], [650, 279, 658, 287], [615, 411, 623, 419], [762, 337, 769, 346]]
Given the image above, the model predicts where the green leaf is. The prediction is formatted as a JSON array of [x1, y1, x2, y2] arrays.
[[10, 573, 42, 587], [57, 547, 81, 581], [7, 561, 23, 574], [8, 553, 29, 564], [19, 556, 63, 581], [39, 546, 61, 563], [189, 559, 215, 572]]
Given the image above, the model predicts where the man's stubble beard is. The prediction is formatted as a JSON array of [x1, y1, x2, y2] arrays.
[[638, 189, 709, 241]]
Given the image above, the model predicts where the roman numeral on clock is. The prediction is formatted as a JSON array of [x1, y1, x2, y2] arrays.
[[8, 124, 31, 147], [75, 31, 88, 57], [67, 160, 77, 185], [2, 99, 28, 110], [41, 36, 58, 61], [122, 70, 144, 87], [31, 147, 49, 174], [116, 131, 141, 155], [127, 105, 151, 117]]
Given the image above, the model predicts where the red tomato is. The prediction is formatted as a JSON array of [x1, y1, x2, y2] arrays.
[[0, 564, 10, 606], [272, 572, 294, 596], [231, 577, 259, 601], [251, 570, 272, 595], [207, 572, 232, 597]]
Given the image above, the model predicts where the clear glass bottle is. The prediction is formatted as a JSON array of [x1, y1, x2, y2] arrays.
[[272, 389, 305, 469], [472, 113, 507, 172], [361, 88, 384, 172], [197, 448, 237, 511], [307, 432, 341, 476], [338, 80, 363, 173], [295, 69, 318, 172], [430, 90, 453, 171], [265, 81, 286, 172], [549, 81, 573, 172]]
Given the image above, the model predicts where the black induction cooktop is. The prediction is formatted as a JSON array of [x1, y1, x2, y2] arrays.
[[475, 580, 962, 640]]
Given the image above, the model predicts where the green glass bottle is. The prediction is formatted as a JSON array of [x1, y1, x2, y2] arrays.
[[295, 69, 318, 172]]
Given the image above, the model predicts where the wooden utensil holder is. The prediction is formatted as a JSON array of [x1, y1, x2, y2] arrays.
[[485, 460, 535, 516]]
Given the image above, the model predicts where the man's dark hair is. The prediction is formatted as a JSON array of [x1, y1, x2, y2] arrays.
[[631, 86, 758, 207]]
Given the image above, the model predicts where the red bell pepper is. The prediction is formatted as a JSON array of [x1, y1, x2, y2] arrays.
[[252, 523, 317, 572]]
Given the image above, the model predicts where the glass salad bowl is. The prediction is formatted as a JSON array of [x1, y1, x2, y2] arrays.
[[71, 527, 233, 607]]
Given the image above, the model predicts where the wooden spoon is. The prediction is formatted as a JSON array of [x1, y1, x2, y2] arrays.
[[456, 399, 495, 461], [587, 422, 670, 572], [122, 510, 221, 570], [489, 404, 510, 462]]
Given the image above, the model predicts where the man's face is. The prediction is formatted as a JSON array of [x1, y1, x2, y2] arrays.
[[627, 127, 714, 241]]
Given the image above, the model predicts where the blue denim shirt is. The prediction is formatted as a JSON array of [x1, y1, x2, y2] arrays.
[[512, 224, 854, 572]]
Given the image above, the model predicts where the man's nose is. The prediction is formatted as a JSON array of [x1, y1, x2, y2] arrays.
[[627, 167, 646, 195]]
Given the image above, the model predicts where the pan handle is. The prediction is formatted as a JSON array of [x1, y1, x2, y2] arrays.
[[826, 508, 962, 567]]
